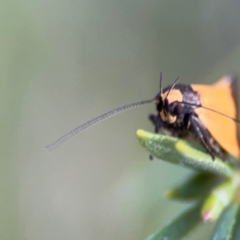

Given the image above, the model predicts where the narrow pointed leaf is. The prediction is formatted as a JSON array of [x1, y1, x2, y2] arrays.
[[209, 204, 239, 240], [166, 172, 222, 200], [137, 130, 234, 178], [147, 202, 202, 240], [231, 203, 240, 239], [202, 179, 236, 222]]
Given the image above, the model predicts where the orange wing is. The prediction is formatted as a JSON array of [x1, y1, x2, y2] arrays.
[[191, 75, 240, 160]]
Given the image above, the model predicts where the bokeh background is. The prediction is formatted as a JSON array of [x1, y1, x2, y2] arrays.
[[2, 1, 240, 239]]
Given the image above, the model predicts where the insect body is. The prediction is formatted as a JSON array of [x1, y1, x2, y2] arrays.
[[46, 74, 240, 161], [150, 74, 240, 160]]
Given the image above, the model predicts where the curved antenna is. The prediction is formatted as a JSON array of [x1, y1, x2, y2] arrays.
[[165, 76, 180, 99], [181, 101, 240, 124], [46, 98, 154, 152]]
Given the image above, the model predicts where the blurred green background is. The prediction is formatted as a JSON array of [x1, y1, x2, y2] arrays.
[[2, 1, 240, 239]]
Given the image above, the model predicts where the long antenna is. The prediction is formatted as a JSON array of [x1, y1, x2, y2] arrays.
[[181, 101, 240, 123], [159, 72, 163, 95], [165, 76, 180, 99], [46, 98, 154, 152]]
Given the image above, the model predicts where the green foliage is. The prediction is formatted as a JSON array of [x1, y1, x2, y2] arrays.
[[166, 172, 222, 201], [147, 202, 202, 240], [210, 204, 240, 240], [137, 130, 240, 240]]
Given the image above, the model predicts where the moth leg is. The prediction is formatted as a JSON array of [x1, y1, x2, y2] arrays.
[[148, 114, 162, 160], [149, 114, 162, 133], [189, 114, 223, 160], [149, 114, 182, 137]]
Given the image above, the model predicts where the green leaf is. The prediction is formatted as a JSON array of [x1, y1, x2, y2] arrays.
[[209, 204, 239, 240], [166, 172, 222, 201], [231, 203, 240, 240], [147, 202, 202, 240], [201, 177, 239, 222], [137, 130, 234, 178]]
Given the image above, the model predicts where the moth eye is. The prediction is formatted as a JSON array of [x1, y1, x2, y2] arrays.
[[173, 104, 183, 116], [164, 98, 169, 112], [157, 104, 162, 112], [157, 98, 163, 112]]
